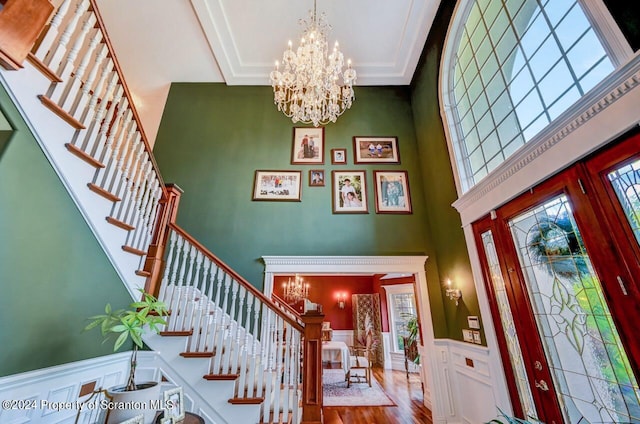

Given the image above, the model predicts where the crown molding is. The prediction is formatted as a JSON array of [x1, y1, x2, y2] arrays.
[[262, 255, 428, 274], [190, 0, 439, 86]]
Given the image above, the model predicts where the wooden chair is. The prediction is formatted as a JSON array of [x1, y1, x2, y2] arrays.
[[321, 321, 333, 341], [346, 333, 374, 387], [74, 388, 112, 424]]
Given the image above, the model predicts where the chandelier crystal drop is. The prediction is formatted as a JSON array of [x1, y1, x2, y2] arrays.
[[283, 274, 310, 304], [269, 0, 356, 127]]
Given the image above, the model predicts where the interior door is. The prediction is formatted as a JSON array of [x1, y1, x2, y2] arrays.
[[473, 134, 640, 423]]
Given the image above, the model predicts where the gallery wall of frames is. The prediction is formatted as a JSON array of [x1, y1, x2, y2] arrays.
[[252, 128, 413, 215]]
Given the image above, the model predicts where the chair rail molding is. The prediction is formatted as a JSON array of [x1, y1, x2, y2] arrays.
[[0, 352, 160, 424]]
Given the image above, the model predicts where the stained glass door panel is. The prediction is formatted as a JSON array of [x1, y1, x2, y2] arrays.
[[508, 194, 640, 423], [481, 229, 538, 420], [607, 157, 640, 248]]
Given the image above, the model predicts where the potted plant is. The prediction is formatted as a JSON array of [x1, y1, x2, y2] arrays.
[[84, 288, 168, 423], [486, 408, 545, 423]]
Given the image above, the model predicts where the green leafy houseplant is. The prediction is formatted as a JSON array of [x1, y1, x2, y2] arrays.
[[401, 314, 420, 364], [84, 288, 168, 391]]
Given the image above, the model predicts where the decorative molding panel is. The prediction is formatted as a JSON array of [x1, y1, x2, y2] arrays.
[[0, 352, 158, 424], [431, 339, 507, 424], [262, 255, 428, 273], [189, 0, 440, 86]]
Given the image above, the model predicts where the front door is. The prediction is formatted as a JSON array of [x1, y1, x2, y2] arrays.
[[473, 132, 640, 423]]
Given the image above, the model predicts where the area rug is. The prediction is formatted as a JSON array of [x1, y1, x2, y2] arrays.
[[322, 369, 396, 407]]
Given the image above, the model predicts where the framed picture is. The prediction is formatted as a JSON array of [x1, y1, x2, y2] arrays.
[[118, 415, 144, 424], [292, 127, 325, 164], [163, 386, 185, 422], [309, 169, 325, 187], [353, 136, 400, 164], [331, 148, 347, 164], [373, 170, 412, 214], [332, 170, 368, 214], [252, 170, 302, 201]]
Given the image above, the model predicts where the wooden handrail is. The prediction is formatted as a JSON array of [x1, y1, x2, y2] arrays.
[[272, 292, 302, 318], [88, 0, 166, 196], [168, 222, 304, 333]]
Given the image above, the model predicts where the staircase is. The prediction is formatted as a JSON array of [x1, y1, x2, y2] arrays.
[[0, 1, 322, 423]]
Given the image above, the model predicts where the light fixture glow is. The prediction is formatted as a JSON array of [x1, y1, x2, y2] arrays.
[[269, 0, 356, 127], [445, 278, 462, 306], [283, 274, 310, 304]]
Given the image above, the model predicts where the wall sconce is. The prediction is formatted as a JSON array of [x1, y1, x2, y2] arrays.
[[445, 278, 462, 306], [337, 293, 347, 309]]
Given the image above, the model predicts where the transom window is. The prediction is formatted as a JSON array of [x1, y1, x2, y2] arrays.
[[444, 0, 624, 192]]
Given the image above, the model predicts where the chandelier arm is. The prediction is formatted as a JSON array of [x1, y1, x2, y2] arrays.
[[269, 0, 356, 127]]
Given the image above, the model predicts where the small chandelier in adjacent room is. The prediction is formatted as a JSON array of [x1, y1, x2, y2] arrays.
[[269, 0, 356, 127], [283, 274, 310, 304]]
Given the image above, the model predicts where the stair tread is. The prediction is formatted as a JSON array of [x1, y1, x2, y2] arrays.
[[27, 53, 62, 82], [228, 397, 264, 405], [180, 351, 215, 358], [159, 330, 193, 336], [38, 95, 85, 129], [203, 374, 239, 381], [65, 143, 105, 168], [88, 184, 121, 203]]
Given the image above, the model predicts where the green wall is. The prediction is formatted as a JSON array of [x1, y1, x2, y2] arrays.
[[603, 1, 640, 51], [153, 85, 433, 288], [409, 0, 485, 342], [0, 106, 11, 159], [0, 86, 133, 376]]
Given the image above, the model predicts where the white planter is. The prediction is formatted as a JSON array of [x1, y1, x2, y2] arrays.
[[107, 382, 161, 424]]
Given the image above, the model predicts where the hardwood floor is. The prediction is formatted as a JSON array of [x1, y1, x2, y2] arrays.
[[323, 365, 433, 424]]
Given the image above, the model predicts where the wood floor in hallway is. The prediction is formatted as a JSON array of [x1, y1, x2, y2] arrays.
[[323, 365, 433, 424]]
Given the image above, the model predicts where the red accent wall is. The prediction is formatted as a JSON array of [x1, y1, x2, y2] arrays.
[[274, 275, 374, 330], [273, 274, 417, 331]]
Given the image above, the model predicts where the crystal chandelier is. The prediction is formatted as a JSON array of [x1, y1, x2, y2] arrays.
[[283, 274, 310, 304], [269, 0, 356, 127]]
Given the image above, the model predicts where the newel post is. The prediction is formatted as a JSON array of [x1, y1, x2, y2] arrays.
[[142, 183, 183, 297], [301, 311, 325, 424], [0, 0, 54, 70]]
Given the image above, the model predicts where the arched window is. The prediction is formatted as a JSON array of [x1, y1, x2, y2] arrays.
[[442, 0, 631, 193]]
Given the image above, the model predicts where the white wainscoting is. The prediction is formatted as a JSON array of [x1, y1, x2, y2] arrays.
[[330, 329, 352, 346], [0, 352, 161, 424], [430, 339, 507, 424]]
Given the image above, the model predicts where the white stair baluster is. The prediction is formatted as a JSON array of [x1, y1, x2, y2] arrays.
[[62, 27, 102, 114], [47, 10, 95, 102], [34, 0, 72, 60], [44, 0, 88, 72]]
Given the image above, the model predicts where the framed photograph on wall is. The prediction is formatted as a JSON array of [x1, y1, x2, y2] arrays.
[[373, 170, 412, 214], [331, 148, 347, 164], [309, 169, 325, 187], [353, 136, 400, 164], [292, 127, 325, 164], [332, 170, 368, 214], [252, 170, 302, 201], [163, 386, 185, 422]]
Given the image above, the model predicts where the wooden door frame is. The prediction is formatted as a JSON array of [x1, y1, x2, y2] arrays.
[[472, 131, 640, 423]]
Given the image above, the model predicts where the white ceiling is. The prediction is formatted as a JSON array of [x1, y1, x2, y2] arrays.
[[95, 0, 442, 143]]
